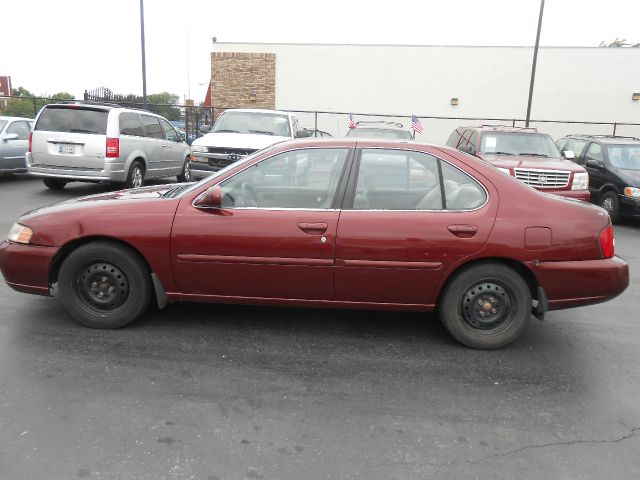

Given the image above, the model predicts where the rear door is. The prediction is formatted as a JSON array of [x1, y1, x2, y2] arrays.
[[159, 117, 185, 172], [140, 114, 166, 177], [31, 106, 109, 169], [335, 147, 497, 306]]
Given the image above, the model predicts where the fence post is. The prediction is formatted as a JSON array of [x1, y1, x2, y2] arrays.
[[613, 122, 617, 136], [314, 111, 318, 132], [512, 119, 516, 127]]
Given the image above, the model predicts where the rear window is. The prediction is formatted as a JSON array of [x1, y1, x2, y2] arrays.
[[35, 106, 108, 135]]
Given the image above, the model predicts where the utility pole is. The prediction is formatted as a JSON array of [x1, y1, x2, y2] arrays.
[[525, 0, 545, 127], [139, 0, 148, 109]]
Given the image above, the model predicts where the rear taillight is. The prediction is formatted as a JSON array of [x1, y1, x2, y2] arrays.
[[106, 137, 119, 158], [28, 132, 32, 153], [599, 224, 614, 258]]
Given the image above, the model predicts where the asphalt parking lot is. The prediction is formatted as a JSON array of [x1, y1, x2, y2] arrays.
[[0, 174, 639, 479]]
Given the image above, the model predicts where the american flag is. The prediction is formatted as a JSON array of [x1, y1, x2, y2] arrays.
[[411, 115, 423, 134], [348, 113, 356, 129]]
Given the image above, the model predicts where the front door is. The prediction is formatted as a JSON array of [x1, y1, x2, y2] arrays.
[[335, 148, 497, 306], [171, 147, 352, 300]]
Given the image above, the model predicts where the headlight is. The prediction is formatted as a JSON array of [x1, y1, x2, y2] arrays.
[[7, 223, 33, 244], [190, 145, 207, 153], [571, 172, 589, 190], [624, 186, 640, 198], [496, 167, 511, 176]]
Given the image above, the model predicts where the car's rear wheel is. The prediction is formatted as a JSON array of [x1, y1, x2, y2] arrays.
[[58, 241, 152, 329], [439, 263, 531, 349], [600, 191, 620, 223], [125, 161, 144, 189], [177, 158, 191, 182], [43, 178, 67, 190]]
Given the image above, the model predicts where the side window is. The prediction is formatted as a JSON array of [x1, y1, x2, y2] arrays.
[[353, 149, 441, 210], [445, 129, 461, 148], [119, 112, 144, 136], [566, 139, 587, 161], [585, 142, 603, 162], [467, 131, 478, 153], [220, 148, 349, 209], [140, 115, 163, 139], [439, 161, 487, 210], [159, 118, 178, 142], [6, 121, 31, 140], [291, 117, 299, 136]]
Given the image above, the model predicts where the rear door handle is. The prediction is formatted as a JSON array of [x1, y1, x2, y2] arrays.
[[448, 224, 478, 238], [298, 222, 328, 235]]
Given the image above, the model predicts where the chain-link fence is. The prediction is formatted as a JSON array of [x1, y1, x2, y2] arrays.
[[2, 95, 639, 144]]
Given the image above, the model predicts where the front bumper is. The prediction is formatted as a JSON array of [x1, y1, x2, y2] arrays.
[[189, 151, 251, 179], [619, 194, 640, 218], [548, 189, 591, 202], [0, 240, 59, 296], [528, 255, 629, 310]]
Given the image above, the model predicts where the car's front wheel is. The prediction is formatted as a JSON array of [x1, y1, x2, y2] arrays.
[[177, 158, 191, 182], [58, 241, 152, 328], [43, 178, 67, 190], [600, 191, 620, 223], [439, 263, 531, 349]]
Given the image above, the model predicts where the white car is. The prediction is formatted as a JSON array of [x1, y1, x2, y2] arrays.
[[189, 109, 310, 179]]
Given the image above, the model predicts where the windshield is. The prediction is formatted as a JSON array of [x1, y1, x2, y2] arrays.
[[212, 111, 291, 137], [480, 132, 560, 157], [346, 128, 413, 140], [607, 145, 640, 170]]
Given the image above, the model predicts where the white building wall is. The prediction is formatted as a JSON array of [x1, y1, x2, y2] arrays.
[[211, 43, 640, 141]]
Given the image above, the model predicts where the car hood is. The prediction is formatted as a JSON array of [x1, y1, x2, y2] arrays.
[[479, 154, 585, 172], [617, 169, 640, 186], [193, 132, 290, 150]]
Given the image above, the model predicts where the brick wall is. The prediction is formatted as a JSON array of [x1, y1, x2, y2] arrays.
[[210, 52, 276, 110]]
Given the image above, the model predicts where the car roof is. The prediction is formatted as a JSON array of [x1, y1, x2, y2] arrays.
[[464, 125, 540, 134], [564, 134, 640, 145], [222, 108, 292, 115], [0, 116, 34, 122]]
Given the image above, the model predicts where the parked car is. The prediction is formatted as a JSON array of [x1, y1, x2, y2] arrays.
[[346, 121, 413, 140], [0, 139, 628, 349], [27, 103, 191, 189], [189, 109, 309, 180], [446, 125, 590, 201], [304, 128, 332, 138], [556, 134, 640, 222], [0, 116, 34, 174]]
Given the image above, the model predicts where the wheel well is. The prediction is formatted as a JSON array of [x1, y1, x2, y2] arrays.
[[49, 236, 152, 287], [436, 257, 539, 306], [131, 157, 146, 173]]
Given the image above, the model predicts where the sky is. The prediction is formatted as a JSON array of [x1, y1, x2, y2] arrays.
[[1, 0, 639, 103]]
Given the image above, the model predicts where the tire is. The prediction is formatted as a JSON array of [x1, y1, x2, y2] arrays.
[[439, 263, 531, 349], [124, 161, 144, 189], [58, 241, 153, 329], [599, 191, 620, 223], [43, 178, 67, 190], [177, 158, 191, 182]]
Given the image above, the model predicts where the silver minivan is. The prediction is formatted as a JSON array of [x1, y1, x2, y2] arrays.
[[27, 103, 191, 189]]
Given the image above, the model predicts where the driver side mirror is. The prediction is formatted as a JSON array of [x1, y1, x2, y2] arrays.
[[562, 150, 576, 160], [2, 133, 19, 142], [295, 129, 311, 138], [194, 185, 222, 208], [199, 125, 212, 134]]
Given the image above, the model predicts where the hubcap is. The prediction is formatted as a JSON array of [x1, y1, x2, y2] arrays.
[[184, 162, 190, 181], [462, 282, 511, 330], [601, 196, 614, 213], [132, 167, 143, 188], [75, 262, 129, 312]]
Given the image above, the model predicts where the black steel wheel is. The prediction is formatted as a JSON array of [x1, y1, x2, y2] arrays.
[[600, 191, 620, 223], [58, 242, 152, 328], [439, 263, 531, 349]]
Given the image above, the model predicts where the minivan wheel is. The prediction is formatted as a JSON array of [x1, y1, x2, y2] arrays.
[[58, 241, 152, 329], [177, 158, 191, 182], [125, 161, 144, 188], [43, 178, 67, 190], [439, 263, 531, 349], [600, 191, 620, 223]]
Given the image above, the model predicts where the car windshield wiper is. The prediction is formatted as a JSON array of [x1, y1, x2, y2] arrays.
[[213, 129, 240, 133], [249, 130, 275, 135], [486, 151, 515, 155], [69, 128, 99, 134], [518, 153, 549, 157], [162, 184, 191, 198]]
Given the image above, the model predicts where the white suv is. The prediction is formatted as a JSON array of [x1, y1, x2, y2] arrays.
[[28, 103, 191, 189], [189, 109, 309, 179]]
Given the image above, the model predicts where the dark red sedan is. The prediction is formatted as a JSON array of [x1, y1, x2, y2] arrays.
[[0, 139, 629, 349]]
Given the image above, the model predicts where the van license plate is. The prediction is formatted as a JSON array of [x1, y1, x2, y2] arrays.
[[58, 145, 75, 154]]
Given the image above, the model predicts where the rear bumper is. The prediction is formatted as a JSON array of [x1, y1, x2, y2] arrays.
[[528, 256, 629, 310], [26, 153, 127, 182], [0, 241, 58, 296]]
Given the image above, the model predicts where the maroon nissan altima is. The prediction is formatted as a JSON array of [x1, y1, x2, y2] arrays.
[[0, 139, 629, 349]]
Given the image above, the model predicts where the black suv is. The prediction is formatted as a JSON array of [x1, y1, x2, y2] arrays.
[[556, 135, 640, 222]]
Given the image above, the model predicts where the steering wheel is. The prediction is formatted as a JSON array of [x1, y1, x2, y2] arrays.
[[241, 182, 259, 207]]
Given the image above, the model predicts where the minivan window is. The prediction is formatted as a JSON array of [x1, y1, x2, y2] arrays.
[[159, 118, 178, 142], [607, 145, 640, 170], [140, 115, 163, 139], [119, 112, 144, 136], [35, 106, 108, 135]]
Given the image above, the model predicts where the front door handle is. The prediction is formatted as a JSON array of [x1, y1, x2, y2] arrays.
[[448, 224, 478, 238], [298, 222, 328, 235]]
